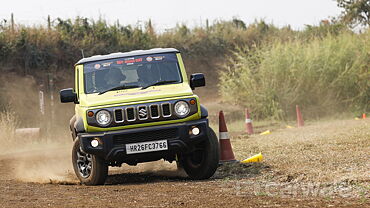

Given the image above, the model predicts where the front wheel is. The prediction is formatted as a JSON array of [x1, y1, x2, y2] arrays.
[[180, 127, 220, 180], [72, 139, 108, 185]]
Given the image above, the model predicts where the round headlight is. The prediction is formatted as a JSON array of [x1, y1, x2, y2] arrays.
[[96, 110, 112, 126], [174, 101, 190, 117]]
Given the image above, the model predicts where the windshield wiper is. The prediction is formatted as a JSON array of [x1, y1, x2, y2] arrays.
[[141, 80, 179, 90], [98, 84, 140, 95]]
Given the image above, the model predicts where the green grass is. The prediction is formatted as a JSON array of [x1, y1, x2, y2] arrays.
[[220, 31, 370, 120]]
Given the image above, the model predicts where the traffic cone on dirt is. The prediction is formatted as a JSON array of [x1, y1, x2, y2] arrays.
[[245, 108, 254, 135], [296, 105, 304, 127], [363, 113, 366, 119], [241, 153, 263, 163], [259, 130, 271, 135], [219, 111, 237, 163]]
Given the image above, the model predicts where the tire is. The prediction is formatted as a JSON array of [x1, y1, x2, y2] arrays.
[[180, 127, 220, 180], [72, 138, 108, 185]]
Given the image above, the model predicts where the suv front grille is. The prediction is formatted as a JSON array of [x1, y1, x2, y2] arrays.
[[86, 98, 198, 128], [114, 128, 178, 145], [114, 103, 172, 123]]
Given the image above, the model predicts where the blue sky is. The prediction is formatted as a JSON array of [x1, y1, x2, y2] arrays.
[[0, 0, 342, 31]]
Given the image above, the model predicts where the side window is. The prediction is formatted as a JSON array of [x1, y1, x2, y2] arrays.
[[75, 67, 79, 96], [84, 72, 94, 93]]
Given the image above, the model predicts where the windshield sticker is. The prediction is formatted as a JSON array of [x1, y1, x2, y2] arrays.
[[84, 53, 178, 74], [94, 64, 101, 69], [122, 57, 143, 65], [134, 58, 143, 62], [154, 56, 164, 61], [102, 62, 113, 67], [113, 89, 161, 97], [115, 57, 144, 65]]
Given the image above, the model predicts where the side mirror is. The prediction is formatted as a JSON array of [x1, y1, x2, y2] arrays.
[[190, 73, 205, 90], [60, 88, 78, 104]]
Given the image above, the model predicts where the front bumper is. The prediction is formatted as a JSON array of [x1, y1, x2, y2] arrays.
[[78, 119, 209, 164]]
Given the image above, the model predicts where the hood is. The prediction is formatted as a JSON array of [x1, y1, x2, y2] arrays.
[[80, 83, 193, 107]]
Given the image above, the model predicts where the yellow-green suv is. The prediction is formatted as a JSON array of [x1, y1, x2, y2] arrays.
[[60, 48, 219, 185]]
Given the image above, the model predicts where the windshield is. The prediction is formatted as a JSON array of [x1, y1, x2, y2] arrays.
[[83, 53, 182, 94]]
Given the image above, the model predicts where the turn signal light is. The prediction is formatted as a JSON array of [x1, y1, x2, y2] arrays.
[[87, 111, 94, 117]]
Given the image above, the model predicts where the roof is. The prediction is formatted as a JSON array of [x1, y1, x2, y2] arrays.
[[75, 48, 179, 65]]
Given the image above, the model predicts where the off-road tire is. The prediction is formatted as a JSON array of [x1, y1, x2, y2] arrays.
[[180, 127, 219, 180], [72, 139, 108, 185]]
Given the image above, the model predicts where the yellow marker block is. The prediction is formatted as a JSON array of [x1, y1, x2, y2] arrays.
[[355, 117, 360, 120], [260, 130, 271, 135], [241, 153, 263, 163], [286, 125, 294, 129]]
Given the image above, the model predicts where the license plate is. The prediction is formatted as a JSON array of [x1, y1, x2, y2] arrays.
[[126, 140, 168, 154]]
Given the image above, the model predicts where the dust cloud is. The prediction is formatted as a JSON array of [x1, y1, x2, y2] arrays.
[[0, 142, 77, 184], [111, 160, 187, 178], [0, 74, 77, 184], [0, 74, 184, 184]]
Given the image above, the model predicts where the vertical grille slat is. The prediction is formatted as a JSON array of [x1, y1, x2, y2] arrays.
[[126, 107, 136, 121], [150, 105, 160, 119], [114, 109, 124, 123], [162, 103, 171, 117]]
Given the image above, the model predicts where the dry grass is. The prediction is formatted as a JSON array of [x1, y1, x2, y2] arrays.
[[0, 111, 17, 150], [231, 119, 370, 184], [205, 101, 370, 184], [204, 99, 292, 134]]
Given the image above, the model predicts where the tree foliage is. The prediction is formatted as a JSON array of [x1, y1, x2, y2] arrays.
[[336, 0, 370, 27]]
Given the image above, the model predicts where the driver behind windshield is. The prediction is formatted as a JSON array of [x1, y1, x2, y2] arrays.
[[137, 64, 160, 86], [102, 67, 126, 89]]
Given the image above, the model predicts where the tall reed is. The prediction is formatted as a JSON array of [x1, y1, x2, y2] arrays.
[[220, 31, 370, 120]]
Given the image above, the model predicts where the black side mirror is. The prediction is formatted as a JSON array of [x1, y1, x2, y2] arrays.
[[60, 88, 78, 104], [190, 73, 205, 90]]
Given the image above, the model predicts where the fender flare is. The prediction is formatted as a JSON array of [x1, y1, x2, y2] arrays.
[[200, 104, 208, 118], [69, 115, 85, 140], [74, 116, 85, 134]]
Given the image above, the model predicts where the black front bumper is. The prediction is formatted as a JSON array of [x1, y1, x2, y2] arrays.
[[78, 119, 209, 164]]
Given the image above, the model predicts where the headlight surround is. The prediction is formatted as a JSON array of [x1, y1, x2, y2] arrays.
[[174, 101, 190, 117], [95, 110, 112, 126]]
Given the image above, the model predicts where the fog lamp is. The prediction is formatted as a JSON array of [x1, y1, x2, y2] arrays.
[[91, 139, 99, 148], [191, 127, 200, 136]]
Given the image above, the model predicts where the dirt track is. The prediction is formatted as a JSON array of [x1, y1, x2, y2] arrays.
[[0, 119, 369, 208], [0, 162, 366, 208]]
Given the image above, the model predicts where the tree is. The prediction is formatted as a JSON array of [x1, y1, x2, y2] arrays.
[[336, 0, 370, 27]]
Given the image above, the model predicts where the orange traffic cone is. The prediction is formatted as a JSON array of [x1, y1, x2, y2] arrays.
[[296, 105, 304, 127], [363, 113, 366, 119], [245, 108, 254, 134], [219, 111, 237, 162]]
